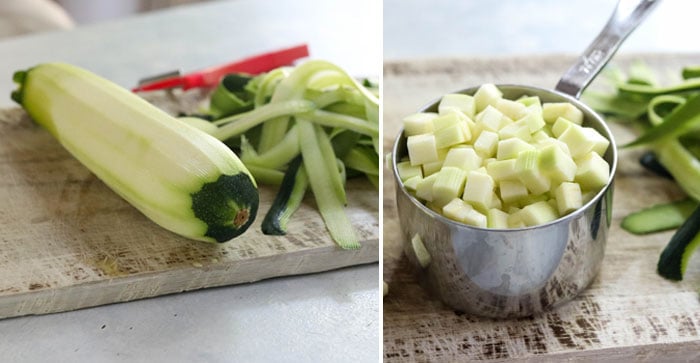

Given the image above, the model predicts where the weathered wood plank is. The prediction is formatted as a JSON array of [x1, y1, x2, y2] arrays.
[[383, 54, 700, 362], [0, 90, 378, 319]]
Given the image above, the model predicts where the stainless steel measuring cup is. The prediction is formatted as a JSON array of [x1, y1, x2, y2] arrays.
[[391, 0, 659, 318]]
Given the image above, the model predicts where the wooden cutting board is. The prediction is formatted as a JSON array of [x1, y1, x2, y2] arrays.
[[0, 90, 378, 319], [383, 54, 700, 362]]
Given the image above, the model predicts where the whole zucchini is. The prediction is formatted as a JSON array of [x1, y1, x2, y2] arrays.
[[11, 63, 259, 243]]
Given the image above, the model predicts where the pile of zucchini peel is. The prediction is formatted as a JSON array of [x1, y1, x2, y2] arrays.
[[583, 61, 700, 280], [12, 63, 259, 243], [188, 60, 379, 250]]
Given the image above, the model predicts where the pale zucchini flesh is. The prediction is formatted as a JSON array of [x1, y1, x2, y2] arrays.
[[12, 63, 259, 243]]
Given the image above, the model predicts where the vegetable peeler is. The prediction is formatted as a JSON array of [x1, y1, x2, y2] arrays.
[[132, 44, 309, 92]]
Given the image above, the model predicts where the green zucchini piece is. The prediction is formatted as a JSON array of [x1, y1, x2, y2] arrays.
[[208, 74, 255, 118], [298, 119, 359, 249], [261, 156, 309, 235], [639, 151, 673, 179], [658, 205, 700, 280], [12, 63, 259, 243], [622, 199, 698, 235], [626, 93, 700, 147]]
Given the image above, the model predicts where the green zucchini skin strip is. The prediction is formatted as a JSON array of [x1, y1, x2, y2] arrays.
[[639, 151, 673, 179], [298, 119, 359, 249], [619, 77, 700, 96], [245, 165, 285, 185], [13, 63, 259, 243], [626, 94, 700, 147], [302, 109, 378, 138], [240, 126, 300, 170], [622, 199, 698, 235], [261, 156, 308, 235], [343, 147, 380, 176], [658, 205, 700, 281], [212, 100, 315, 141], [682, 66, 700, 80], [653, 139, 700, 201]]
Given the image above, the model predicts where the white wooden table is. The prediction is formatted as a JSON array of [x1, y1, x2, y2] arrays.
[[0, 1, 380, 362]]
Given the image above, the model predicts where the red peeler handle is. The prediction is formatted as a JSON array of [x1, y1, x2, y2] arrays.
[[133, 44, 309, 92]]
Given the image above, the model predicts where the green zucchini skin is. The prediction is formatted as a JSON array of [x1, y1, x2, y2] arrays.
[[658, 205, 700, 280], [12, 63, 259, 243], [622, 198, 698, 235], [261, 156, 307, 235]]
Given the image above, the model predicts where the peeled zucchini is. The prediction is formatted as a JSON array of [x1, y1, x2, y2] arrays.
[[12, 63, 259, 243]]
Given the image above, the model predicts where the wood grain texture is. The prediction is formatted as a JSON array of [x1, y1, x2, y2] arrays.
[[0, 90, 378, 319], [383, 54, 700, 362]]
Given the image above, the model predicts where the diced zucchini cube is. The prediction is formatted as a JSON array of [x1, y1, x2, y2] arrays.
[[432, 111, 464, 130], [551, 117, 574, 137], [542, 102, 584, 124], [518, 193, 549, 208], [462, 170, 495, 211], [486, 159, 518, 181], [442, 198, 473, 222], [439, 93, 476, 119], [397, 160, 423, 181], [490, 191, 502, 210], [407, 133, 439, 165], [403, 112, 437, 136], [517, 95, 541, 108], [535, 138, 571, 156], [422, 160, 444, 177], [499, 179, 529, 204], [473, 130, 499, 158], [496, 138, 535, 160], [582, 127, 610, 156], [507, 209, 526, 228], [498, 121, 531, 141], [460, 121, 473, 143], [474, 83, 503, 113], [575, 152, 610, 191], [415, 173, 439, 202], [487, 208, 509, 229], [411, 234, 432, 268], [495, 98, 528, 120], [442, 199, 487, 227], [532, 130, 550, 142], [539, 144, 576, 183], [517, 110, 546, 133], [442, 146, 482, 172], [520, 200, 559, 226], [462, 207, 488, 228], [557, 124, 595, 158], [554, 182, 583, 215], [402, 175, 422, 191], [515, 149, 551, 195], [476, 105, 506, 132], [434, 123, 469, 148], [432, 167, 469, 207]]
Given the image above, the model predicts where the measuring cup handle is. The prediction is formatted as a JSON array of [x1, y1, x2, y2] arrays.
[[555, 0, 660, 99]]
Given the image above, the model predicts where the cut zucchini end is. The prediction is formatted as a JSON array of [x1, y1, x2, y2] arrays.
[[11, 69, 28, 105], [191, 173, 260, 243]]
